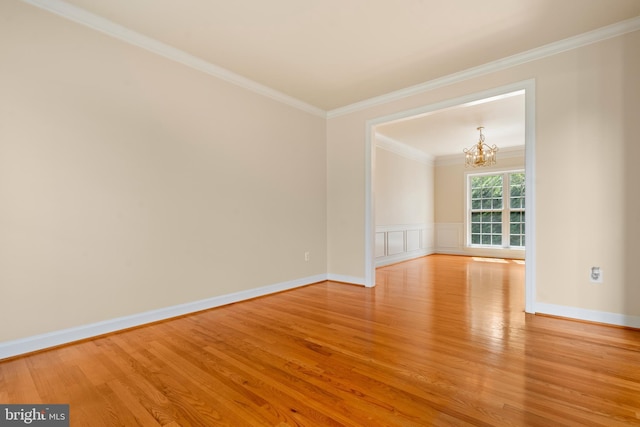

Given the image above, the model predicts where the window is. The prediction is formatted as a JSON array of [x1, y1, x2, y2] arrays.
[[468, 171, 525, 248]]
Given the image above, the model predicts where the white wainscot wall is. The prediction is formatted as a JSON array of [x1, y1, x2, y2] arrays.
[[435, 223, 525, 259], [375, 224, 434, 266]]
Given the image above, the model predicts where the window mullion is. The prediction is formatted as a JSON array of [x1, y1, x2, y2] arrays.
[[503, 173, 509, 248]]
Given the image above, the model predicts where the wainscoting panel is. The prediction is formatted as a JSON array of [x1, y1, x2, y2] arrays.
[[375, 224, 434, 266], [387, 231, 405, 255], [435, 222, 525, 259], [375, 232, 386, 258], [406, 229, 421, 252]]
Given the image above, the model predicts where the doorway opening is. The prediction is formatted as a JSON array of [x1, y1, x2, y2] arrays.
[[365, 80, 536, 313]]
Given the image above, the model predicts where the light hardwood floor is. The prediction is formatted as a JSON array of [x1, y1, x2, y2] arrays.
[[1, 254, 639, 426]]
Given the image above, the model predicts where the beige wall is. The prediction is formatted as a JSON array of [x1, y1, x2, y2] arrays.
[[375, 147, 433, 226], [0, 1, 327, 342], [327, 29, 640, 318]]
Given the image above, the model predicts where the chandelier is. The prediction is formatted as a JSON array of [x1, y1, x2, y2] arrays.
[[464, 126, 498, 168]]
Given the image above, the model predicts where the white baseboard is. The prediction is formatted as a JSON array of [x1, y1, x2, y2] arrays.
[[0, 274, 328, 360], [375, 248, 432, 267], [4, 278, 636, 360], [535, 303, 640, 329], [326, 274, 366, 286]]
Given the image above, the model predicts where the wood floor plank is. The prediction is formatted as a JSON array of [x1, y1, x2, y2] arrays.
[[0, 358, 42, 403], [1, 254, 639, 426]]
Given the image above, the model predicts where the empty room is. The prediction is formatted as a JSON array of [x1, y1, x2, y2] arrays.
[[1, 0, 639, 425]]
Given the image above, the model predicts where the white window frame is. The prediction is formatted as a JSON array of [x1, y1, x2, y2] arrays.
[[465, 168, 525, 250]]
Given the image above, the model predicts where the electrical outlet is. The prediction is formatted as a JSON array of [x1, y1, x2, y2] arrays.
[[590, 266, 603, 283], [304, 252, 310, 262]]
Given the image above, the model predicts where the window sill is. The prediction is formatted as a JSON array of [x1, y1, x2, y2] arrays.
[[467, 245, 525, 251]]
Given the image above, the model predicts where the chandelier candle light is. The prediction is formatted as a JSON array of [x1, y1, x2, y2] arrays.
[[464, 126, 498, 168]]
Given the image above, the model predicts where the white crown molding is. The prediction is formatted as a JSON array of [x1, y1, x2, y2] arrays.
[[20, 0, 327, 118], [375, 134, 433, 165], [19, 1, 640, 122], [328, 16, 640, 118]]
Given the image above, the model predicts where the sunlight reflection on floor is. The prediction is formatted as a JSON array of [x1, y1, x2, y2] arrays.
[[472, 257, 509, 263], [471, 257, 525, 265]]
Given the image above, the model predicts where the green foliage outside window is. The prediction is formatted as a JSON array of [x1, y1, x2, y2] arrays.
[[469, 172, 525, 248]]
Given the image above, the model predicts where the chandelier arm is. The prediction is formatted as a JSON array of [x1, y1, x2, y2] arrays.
[[464, 126, 497, 168]]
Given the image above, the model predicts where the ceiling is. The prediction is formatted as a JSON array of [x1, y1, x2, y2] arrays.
[[54, 0, 640, 111], [376, 91, 525, 159], [28, 0, 640, 157]]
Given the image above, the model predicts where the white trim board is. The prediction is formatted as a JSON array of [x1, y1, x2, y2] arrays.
[[0, 274, 330, 360], [376, 249, 432, 267], [326, 274, 366, 286], [535, 303, 640, 329]]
